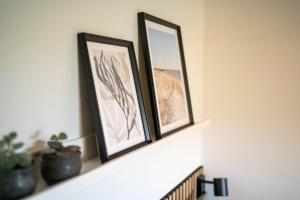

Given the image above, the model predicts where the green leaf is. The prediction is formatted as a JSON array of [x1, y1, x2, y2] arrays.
[[47, 141, 63, 150], [8, 132, 17, 140], [50, 134, 58, 142], [4, 136, 10, 145], [0, 152, 18, 172], [0, 150, 7, 160], [58, 132, 68, 140], [13, 142, 24, 150], [0, 140, 5, 149], [18, 153, 32, 168]]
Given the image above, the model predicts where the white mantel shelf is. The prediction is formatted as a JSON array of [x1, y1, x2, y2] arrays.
[[27, 120, 210, 200]]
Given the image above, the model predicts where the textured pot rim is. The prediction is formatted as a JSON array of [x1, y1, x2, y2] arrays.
[[42, 151, 82, 160]]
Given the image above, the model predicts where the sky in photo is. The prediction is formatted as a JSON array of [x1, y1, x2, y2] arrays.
[[148, 28, 181, 70]]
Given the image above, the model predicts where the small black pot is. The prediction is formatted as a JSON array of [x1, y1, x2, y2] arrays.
[[41, 152, 81, 185], [0, 165, 37, 200]]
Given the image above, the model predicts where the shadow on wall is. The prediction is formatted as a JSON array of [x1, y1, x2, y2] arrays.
[[77, 38, 99, 161]]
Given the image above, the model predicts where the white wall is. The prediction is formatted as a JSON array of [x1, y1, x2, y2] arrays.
[[203, 1, 300, 200], [0, 0, 204, 158], [0, 1, 205, 199], [5, 1, 299, 199]]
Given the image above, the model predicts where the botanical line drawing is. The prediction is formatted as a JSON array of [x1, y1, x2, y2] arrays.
[[93, 50, 140, 140]]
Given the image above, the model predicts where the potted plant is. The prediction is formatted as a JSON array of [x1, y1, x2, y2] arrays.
[[40, 132, 82, 185], [0, 132, 36, 200]]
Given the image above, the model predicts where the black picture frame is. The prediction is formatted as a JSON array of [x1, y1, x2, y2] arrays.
[[78, 33, 151, 162], [138, 12, 194, 139]]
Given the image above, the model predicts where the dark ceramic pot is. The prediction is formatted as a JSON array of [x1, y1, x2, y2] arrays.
[[0, 165, 37, 200], [41, 152, 81, 185]]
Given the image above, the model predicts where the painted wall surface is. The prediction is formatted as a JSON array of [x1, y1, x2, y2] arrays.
[[0, 0, 204, 158], [0, 0, 204, 199], [4, 1, 299, 199], [203, 1, 300, 200]]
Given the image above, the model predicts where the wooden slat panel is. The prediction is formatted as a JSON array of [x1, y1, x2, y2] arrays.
[[181, 183, 184, 200], [160, 167, 203, 200], [190, 177, 193, 200], [186, 179, 189, 200], [168, 192, 172, 200], [187, 180, 190, 200], [183, 183, 185, 200], [191, 175, 195, 200], [184, 182, 186, 200], [193, 174, 196, 200], [182, 181, 185, 200], [178, 184, 181, 200], [189, 178, 191, 199], [190, 177, 193, 199], [185, 181, 188, 199], [173, 191, 176, 200]]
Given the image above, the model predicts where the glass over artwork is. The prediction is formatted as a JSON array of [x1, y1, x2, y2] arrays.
[[145, 20, 190, 135], [81, 34, 150, 161]]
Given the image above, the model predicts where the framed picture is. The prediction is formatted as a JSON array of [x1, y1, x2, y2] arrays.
[[138, 12, 194, 139], [78, 33, 151, 162]]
